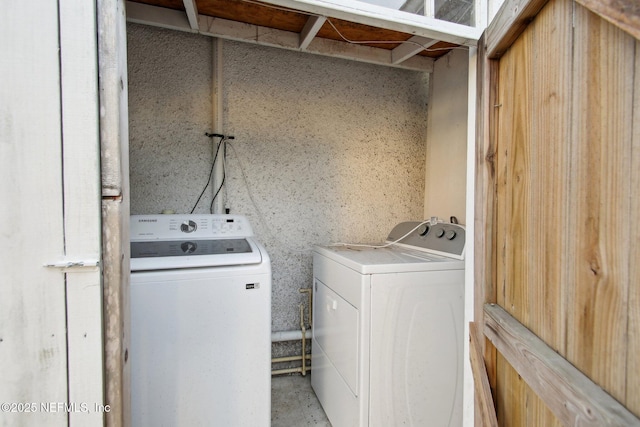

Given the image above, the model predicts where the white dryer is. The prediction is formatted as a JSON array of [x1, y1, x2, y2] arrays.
[[312, 220, 465, 427], [130, 214, 271, 427]]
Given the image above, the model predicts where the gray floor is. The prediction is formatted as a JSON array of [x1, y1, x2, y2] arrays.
[[272, 374, 331, 427]]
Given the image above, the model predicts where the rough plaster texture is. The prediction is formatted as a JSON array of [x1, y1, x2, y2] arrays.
[[127, 24, 430, 334], [128, 24, 213, 215]]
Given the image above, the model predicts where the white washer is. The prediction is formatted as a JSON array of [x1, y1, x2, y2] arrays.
[[312, 221, 465, 427], [130, 214, 271, 427]]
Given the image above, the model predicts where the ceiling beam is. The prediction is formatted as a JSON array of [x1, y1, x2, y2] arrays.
[[128, 1, 192, 31], [126, 2, 435, 72], [391, 35, 438, 64], [258, 0, 480, 46], [299, 15, 326, 50], [182, 0, 199, 30]]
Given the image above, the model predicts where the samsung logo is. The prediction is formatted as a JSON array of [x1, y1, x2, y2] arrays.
[[138, 219, 158, 223]]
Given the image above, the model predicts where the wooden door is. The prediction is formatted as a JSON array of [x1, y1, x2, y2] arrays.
[[1, 2, 104, 426], [474, 0, 640, 425]]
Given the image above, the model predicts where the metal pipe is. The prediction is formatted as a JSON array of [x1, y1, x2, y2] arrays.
[[271, 329, 311, 343], [211, 38, 225, 213], [270, 287, 313, 376], [272, 355, 312, 363]]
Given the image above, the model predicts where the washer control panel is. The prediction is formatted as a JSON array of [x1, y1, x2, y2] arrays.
[[131, 214, 254, 240], [386, 220, 466, 259]]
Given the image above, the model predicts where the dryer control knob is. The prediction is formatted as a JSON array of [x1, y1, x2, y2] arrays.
[[418, 224, 430, 236], [436, 229, 445, 238], [446, 230, 457, 240], [181, 220, 197, 233]]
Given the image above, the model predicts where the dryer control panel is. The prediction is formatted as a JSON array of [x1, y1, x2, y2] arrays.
[[386, 221, 466, 260]]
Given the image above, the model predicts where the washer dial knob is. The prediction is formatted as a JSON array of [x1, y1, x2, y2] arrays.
[[436, 229, 445, 238], [181, 241, 197, 253], [446, 230, 457, 240], [180, 220, 197, 233]]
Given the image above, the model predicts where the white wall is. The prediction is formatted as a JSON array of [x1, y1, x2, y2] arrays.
[[424, 48, 469, 223], [127, 24, 430, 333]]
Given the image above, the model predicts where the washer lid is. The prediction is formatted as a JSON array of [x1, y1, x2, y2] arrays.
[[313, 244, 464, 275], [131, 237, 263, 271]]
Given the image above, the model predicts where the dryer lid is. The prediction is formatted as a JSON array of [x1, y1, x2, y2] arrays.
[[314, 244, 464, 275]]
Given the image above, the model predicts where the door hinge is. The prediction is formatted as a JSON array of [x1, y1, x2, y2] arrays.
[[45, 259, 100, 270]]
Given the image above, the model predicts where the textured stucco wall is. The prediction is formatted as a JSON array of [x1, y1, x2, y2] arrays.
[[127, 24, 429, 334], [128, 24, 213, 215]]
